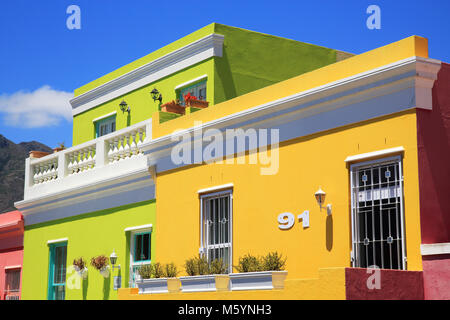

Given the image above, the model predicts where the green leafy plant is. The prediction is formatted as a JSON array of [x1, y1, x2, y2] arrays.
[[138, 264, 153, 279], [196, 255, 209, 275], [152, 262, 165, 278], [164, 262, 178, 278], [234, 253, 263, 273], [73, 257, 86, 270], [261, 252, 287, 271], [209, 258, 228, 274], [184, 257, 197, 276], [90, 255, 109, 271]]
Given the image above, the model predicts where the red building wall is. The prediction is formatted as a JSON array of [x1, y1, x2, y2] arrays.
[[416, 62, 450, 300]]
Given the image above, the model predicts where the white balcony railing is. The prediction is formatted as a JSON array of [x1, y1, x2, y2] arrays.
[[24, 119, 152, 200]]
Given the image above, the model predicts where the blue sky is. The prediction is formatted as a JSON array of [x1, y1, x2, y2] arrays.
[[1, 0, 449, 148]]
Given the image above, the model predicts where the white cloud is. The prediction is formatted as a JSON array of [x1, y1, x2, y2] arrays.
[[0, 85, 73, 128]]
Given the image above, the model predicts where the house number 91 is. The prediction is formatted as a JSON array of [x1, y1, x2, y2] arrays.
[[277, 211, 310, 230]]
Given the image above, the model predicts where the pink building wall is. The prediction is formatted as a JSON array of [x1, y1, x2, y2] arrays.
[[0, 211, 24, 300]]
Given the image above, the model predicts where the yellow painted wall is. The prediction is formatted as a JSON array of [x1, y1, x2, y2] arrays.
[[153, 109, 422, 280]]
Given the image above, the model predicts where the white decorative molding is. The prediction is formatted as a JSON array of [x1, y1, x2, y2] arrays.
[[4, 265, 22, 270], [421, 243, 450, 256], [142, 57, 437, 174], [70, 33, 224, 116], [415, 58, 442, 110], [344, 147, 405, 163], [92, 111, 117, 122], [174, 74, 208, 90], [47, 238, 68, 244], [124, 224, 153, 232], [197, 183, 234, 194]]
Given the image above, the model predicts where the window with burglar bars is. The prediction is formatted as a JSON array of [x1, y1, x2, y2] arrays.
[[350, 156, 406, 270], [200, 190, 232, 273], [48, 243, 67, 300], [4, 269, 21, 300]]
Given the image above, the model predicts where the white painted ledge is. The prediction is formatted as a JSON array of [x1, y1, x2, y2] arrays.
[[345, 147, 405, 163], [175, 74, 208, 90], [421, 243, 450, 256], [197, 183, 234, 194], [124, 224, 153, 232], [92, 111, 117, 122], [5, 265, 21, 270], [47, 238, 68, 245]]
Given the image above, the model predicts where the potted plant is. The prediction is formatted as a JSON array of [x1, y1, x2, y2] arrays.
[[160, 100, 185, 115], [137, 262, 180, 294], [73, 257, 88, 279], [179, 256, 229, 292], [229, 252, 288, 291], [90, 255, 110, 278], [53, 141, 66, 153], [184, 93, 209, 109]]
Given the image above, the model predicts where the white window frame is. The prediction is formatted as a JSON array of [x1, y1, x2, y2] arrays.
[[350, 155, 407, 270], [4, 267, 21, 300], [128, 226, 152, 287], [199, 189, 233, 273]]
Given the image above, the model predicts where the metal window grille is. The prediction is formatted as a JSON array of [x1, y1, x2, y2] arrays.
[[4, 269, 21, 300], [200, 191, 232, 273], [350, 156, 406, 270]]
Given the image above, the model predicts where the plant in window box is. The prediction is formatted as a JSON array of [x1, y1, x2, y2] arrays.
[[160, 100, 185, 115], [137, 262, 181, 294], [184, 92, 209, 109], [229, 252, 288, 291], [179, 256, 230, 292], [73, 257, 88, 279], [90, 255, 110, 278]]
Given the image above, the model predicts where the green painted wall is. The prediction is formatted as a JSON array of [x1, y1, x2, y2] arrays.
[[212, 23, 339, 104], [72, 23, 342, 146], [72, 59, 214, 145], [21, 199, 156, 300]]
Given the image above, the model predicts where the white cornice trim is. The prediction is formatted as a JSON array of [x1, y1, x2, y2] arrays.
[[47, 238, 68, 245], [124, 224, 153, 232], [344, 147, 405, 163], [92, 111, 117, 122], [70, 33, 224, 116], [421, 243, 450, 256], [142, 57, 438, 155], [197, 183, 234, 194], [175, 74, 208, 90]]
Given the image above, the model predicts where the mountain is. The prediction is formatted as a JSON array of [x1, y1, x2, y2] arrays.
[[0, 134, 52, 214]]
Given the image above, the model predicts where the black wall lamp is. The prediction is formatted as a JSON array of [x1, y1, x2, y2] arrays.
[[119, 100, 130, 114], [150, 88, 163, 103]]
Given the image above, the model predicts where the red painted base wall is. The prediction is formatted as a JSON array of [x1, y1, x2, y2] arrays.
[[345, 268, 424, 300], [422, 255, 450, 300]]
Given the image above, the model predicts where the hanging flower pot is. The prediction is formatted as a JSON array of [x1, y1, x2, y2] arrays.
[[73, 257, 88, 279], [99, 265, 110, 278], [186, 99, 209, 109], [90, 255, 110, 278]]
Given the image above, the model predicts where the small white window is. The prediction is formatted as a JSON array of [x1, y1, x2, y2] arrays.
[[200, 189, 232, 273]]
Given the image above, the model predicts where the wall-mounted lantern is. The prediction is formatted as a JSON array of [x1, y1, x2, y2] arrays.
[[110, 249, 121, 290], [150, 88, 163, 103], [110, 249, 120, 271], [119, 100, 130, 114], [315, 187, 332, 215]]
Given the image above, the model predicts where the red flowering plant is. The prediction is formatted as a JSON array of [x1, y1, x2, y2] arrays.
[[184, 92, 198, 105]]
